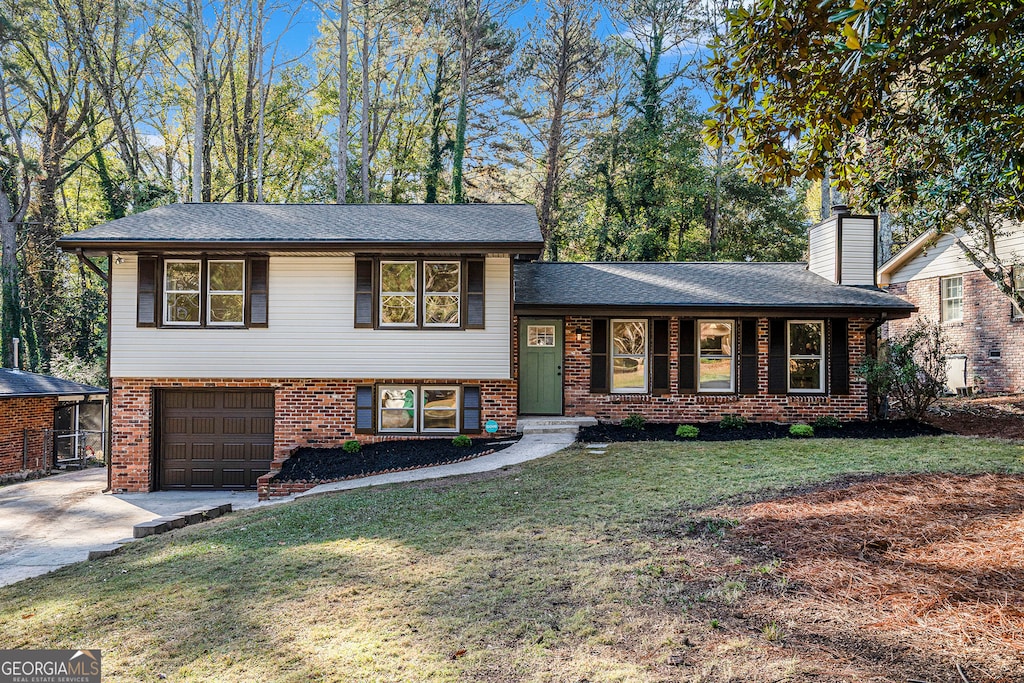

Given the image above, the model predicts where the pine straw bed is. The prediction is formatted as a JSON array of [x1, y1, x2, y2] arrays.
[[717, 473, 1024, 680]]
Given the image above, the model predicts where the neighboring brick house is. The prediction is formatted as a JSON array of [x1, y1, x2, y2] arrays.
[[0, 369, 106, 481], [58, 203, 913, 493], [878, 226, 1024, 393]]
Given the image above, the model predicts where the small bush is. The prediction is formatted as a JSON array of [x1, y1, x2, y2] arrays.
[[719, 414, 747, 430], [789, 424, 814, 438], [342, 440, 361, 454], [621, 413, 646, 430], [857, 319, 946, 419], [676, 424, 699, 438], [813, 415, 841, 429], [452, 434, 472, 447]]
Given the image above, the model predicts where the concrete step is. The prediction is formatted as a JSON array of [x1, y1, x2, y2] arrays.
[[516, 416, 597, 434], [520, 425, 581, 435]]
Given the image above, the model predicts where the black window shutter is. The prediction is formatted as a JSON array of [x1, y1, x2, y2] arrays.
[[739, 318, 759, 395], [830, 318, 849, 395], [461, 385, 481, 433], [678, 319, 696, 394], [137, 256, 158, 327], [652, 318, 671, 394], [465, 259, 485, 328], [247, 257, 269, 327], [355, 386, 374, 434], [590, 318, 609, 393], [354, 258, 374, 328], [768, 319, 788, 394]]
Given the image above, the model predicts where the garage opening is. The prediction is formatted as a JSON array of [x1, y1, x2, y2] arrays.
[[158, 389, 274, 489]]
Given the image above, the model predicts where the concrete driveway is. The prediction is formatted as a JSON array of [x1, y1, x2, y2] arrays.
[[0, 469, 260, 587]]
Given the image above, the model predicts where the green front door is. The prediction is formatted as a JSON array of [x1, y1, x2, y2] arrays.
[[519, 318, 563, 415]]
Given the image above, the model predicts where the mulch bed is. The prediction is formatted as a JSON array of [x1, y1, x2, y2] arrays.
[[924, 395, 1024, 440], [578, 419, 944, 443], [273, 437, 517, 482], [697, 473, 1024, 680]]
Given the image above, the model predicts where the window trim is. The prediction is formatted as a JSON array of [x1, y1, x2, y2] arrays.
[[206, 259, 246, 327], [787, 320, 825, 393], [1012, 265, 1023, 320], [146, 255, 266, 329], [420, 385, 460, 433], [376, 384, 462, 435], [697, 319, 736, 393], [379, 260, 419, 328], [940, 275, 963, 323], [162, 259, 202, 326], [610, 318, 649, 394], [422, 260, 461, 328]]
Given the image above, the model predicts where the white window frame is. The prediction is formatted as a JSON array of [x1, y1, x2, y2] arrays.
[[787, 320, 825, 393], [422, 261, 461, 328], [206, 259, 246, 326], [697, 319, 735, 393], [378, 385, 419, 433], [420, 385, 460, 433], [379, 261, 418, 327], [1012, 266, 1023, 320], [610, 318, 648, 394], [940, 275, 963, 322], [163, 259, 202, 326]]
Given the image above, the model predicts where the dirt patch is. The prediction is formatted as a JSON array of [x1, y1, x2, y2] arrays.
[[578, 419, 944, 443], [676, 474, 1024, 682], [273, 437, 517, 482], [924, 395, 1024, 440]]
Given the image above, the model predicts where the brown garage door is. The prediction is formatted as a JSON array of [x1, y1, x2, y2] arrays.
[[159, 389, 274, 489]]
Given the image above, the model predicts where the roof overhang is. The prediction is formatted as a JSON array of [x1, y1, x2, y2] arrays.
[[57, 239, 545, 258], [877, 228, 942, 285], [514, 303, 916, 319]]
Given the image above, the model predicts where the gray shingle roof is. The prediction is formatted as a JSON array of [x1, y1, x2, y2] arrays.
[[57, 203, 544, 250], [515, 261, 916, 313], [0, 369, 106, 398]]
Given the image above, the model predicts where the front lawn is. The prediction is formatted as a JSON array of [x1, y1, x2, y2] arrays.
[[2, 436, 1022, 682]]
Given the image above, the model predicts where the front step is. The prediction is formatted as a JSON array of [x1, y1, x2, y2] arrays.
[[516, 416, 597, 436]]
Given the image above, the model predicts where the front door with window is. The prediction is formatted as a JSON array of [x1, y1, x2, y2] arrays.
[[519, 318, 563, 415]]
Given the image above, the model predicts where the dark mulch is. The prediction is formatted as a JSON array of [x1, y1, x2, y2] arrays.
[[577, 419, 945, 443], [273, 437, 518, 482]]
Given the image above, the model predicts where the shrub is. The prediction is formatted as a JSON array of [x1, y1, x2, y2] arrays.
[[621, 413, 646, 430], [719, 414, 747, 430], [857, 319, 946, 420], [452, 434, 472, 447], [789, 423, 814, 438], [813, 415, 841, 429], [342, 440, 361, 454], [676, 424, 699, 438]]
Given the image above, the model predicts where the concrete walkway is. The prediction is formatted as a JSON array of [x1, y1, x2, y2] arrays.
[[0, 430, 577, 587], [297, 431, 575, 499], [0, 469, 260, 587]]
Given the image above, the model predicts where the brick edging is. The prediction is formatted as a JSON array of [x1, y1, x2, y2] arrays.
[[257, 448, 498, 500]]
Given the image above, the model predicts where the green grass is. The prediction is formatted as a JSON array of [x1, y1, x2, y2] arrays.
[[2, 436, 1022, 682]]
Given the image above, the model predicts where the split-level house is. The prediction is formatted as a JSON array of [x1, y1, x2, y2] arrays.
[[58, 203, 913, 493], [878, 225, 1024, 393]]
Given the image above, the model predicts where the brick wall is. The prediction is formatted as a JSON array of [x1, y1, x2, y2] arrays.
[[110, 377, 517, 492], [887, 272, 1024, 392], [0, 396, 56, 476], [516, 315, 872, 424]]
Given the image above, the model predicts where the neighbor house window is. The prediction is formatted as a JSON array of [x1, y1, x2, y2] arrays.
[[164, 260, 201, 325], [941, 275, 963, 322], [611, 319, 647, 393], [788, 320, 824, 392], [378, 385, 460, 433], [207, 260, 245, 325], [423, 262, 460, 326], [698, 320, 734, 392], [1013, 266, 1023, 319], [380, 261, 417, 326]]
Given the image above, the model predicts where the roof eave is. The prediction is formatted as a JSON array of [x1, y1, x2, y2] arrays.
[[57, 238, 545, 256], [514, 303, 916, 319]]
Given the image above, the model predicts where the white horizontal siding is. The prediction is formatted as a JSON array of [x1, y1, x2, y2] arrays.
[[888, 228, 1024, 284], [839, 217, 876, 286], [110, 255, 512, 379], [807, 217, 837, 283]]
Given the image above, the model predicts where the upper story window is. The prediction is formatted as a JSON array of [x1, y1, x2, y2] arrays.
[[137, 255, 268, 329], [357, 258, 484, 330], [611, 319, 648, 393], [788, 320, 824, 392], [698, 320, 734, 392], [940, 275, 963, 322]]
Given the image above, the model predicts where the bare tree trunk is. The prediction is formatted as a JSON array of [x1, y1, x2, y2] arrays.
[[451, 13, 471, 204], [336, 0, 349, 203], [424, 51, 446, 203], [820, 167, 830, 221], [0, 69, 29, 368], [710, 139, 724, 257], [190, 0, 206, 203], [359, 0, 371, 202]]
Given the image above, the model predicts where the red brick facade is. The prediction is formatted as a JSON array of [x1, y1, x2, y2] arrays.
[[515, 315, 873, 424], [109, 377, 517, 492], [886, 272, 1024, 392], [0, 396, 57, 477]]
